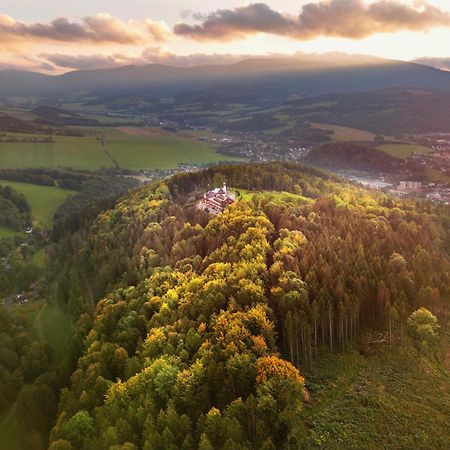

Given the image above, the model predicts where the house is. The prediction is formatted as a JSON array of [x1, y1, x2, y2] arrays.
[[397, 181, 422, 191], [200, 183, 236, 214]]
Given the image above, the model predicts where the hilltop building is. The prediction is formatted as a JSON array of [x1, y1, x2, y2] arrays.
[[199, 183, 236, 214], [398, 181, 422, 191]]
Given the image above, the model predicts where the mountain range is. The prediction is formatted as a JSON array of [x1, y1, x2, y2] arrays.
[[1, 55, 450, 101]]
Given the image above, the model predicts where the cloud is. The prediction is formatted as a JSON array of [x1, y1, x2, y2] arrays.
[[0, 13, 169, 47], [140, 47, 254, 66], [40, 53, 139, 71], [174, 1, 450, 41], [37, 48, 386, 73], [39, 48, 264, 71], [413, 57, 450, 71], [0, 55, 57, 72]]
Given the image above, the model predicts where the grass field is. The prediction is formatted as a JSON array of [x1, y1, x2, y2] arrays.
[[32, 249, 47, 268], [0, 127, 245, 171], [0, 179, 76, 227], [312, 123, 376, 142], [298, 344, 450, 448], [34, 302, 72, 364], [105, 127, 244, 170], [376, 143, 433, 159], [0, 225, 18, 238], [236, 189, 313, 205], [0, 134, 110, 170], [426, 168, 450, 184]]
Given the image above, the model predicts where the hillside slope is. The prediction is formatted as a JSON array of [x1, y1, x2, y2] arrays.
[[39, 163, 449, 449]]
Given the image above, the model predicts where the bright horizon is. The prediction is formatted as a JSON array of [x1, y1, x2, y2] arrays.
[[1, 0, 450, 73]]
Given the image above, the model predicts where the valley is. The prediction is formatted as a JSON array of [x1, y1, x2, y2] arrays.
[[0, 54, 449, 450], [0, 162, 448, 449]]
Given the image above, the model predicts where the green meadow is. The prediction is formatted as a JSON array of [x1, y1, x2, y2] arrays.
[[312, 123, 376, 142], [34, 302, 72, 364], [0, 127, 245, 171], [0, 134, 109, 170], [105, 127, 244, 170], [299, 345, 450, 449], [426, 168, 450, 184], [376, 143, 433, 159], [0, 225, 18, 238], [0, 179, 76, 227]]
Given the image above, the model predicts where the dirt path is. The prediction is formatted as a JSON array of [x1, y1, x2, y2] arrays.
[[100, 136, 121, 169]]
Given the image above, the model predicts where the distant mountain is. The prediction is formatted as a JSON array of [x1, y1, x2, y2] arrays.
[[1, 56, 450, 101], [284, 87, 450, 134]]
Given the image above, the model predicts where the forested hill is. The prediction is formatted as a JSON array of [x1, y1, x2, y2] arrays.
[[40, 163, 450, 449]]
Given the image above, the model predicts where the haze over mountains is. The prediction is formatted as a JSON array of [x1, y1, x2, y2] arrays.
[[1, 55, 450, 101]]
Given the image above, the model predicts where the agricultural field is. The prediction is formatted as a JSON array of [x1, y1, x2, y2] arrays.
[[376, 143, 433, 159], [311, 123, 376, 142], [0, 127, 245, 171], [104, 127, 244, 170], [0, 134, 109, 170], [0, 179, 75, 227]]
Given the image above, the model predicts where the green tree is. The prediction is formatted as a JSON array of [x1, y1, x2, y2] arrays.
[[407, 308, 439, 356]]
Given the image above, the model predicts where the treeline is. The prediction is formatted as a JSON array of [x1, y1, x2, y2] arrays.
[[0, 169, 138, 237], [0, 169, 57, 187], [0, 168, 127, 190], [33, 105, 100, 127], [168, 162, 340, 199], [277, 120, 333, 145], [52, 176, 138, 238], [41, 162, 449, 449], [0, 185, 31, 231], [0, 113, 43, 133], [0, 113, 89, 136]]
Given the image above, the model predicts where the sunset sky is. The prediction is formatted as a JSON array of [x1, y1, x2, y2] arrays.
[[1, 0, 450, 73]]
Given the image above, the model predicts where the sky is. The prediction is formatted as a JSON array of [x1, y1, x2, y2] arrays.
[[1, 0, 450, 73]]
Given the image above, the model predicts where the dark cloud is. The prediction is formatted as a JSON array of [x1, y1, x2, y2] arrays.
[[0, 13, 168, 46], [413, 57, 450, 71], [174, 1, 450, 41]]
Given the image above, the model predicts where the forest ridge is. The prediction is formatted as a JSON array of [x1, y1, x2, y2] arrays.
[[2, 163, 446, 448]]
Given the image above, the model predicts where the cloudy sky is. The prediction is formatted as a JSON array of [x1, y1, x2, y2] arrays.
[[1, 0, 450, 73]]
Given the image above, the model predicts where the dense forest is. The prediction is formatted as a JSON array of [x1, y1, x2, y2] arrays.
[[0, 185, 31, 231], [305, 142, 404, 173], [1, 163, 448, 449], [12, 162, 442, 450]]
